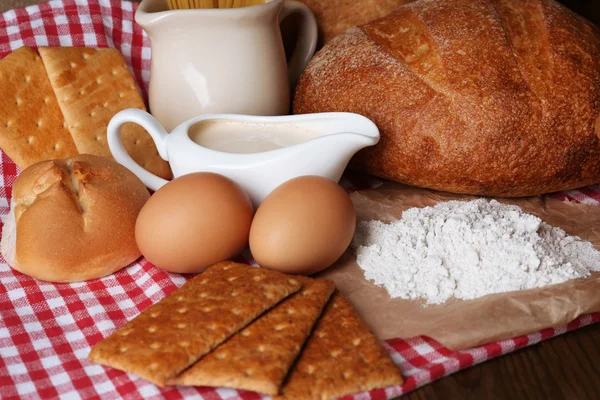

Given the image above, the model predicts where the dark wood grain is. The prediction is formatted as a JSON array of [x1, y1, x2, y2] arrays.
[[401, 323, 600, 400]]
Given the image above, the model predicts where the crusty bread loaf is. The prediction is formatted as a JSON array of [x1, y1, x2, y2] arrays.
[[296, 0, 411, 44], [294, 0, 600, 197], [0, 154, 150, 282]]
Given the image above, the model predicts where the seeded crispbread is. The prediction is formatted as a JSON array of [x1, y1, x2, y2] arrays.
[[170, 277, 335, 394], [88, 262, 301, 386], [276, 292, 404, 400], [0, 47, 78, 169], [38, 47, 171, 179]]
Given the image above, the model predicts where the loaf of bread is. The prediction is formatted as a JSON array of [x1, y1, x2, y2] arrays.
[[294, 0, 600, 197], [296, 0, 410, 44], [0, 155, 150, 282]]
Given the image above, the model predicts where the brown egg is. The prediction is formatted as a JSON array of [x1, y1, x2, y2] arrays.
[[249, 176, 356, 275], [135, 173, 253, 274]]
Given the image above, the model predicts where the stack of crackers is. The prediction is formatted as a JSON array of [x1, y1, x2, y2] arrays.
[[89, 262, 404, 399], [0, 46, 170, 178]]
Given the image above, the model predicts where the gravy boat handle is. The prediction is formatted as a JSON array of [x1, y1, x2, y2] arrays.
[[107, 108, 170, 191]]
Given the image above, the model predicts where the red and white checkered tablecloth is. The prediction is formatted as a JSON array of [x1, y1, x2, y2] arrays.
[[0, 1, 599, 399]]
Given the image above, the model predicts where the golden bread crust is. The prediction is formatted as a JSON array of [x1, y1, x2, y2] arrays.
[[12, 154, 150, 282], [297, 0, 410, 44], [294, 0, 600, 197]]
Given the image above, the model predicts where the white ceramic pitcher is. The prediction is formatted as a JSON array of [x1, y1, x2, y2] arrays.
[[107, 109, 380, 205], [135, 0, 318, 131]]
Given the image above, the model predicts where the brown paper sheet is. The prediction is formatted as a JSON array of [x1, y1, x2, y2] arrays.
[[318, 182, 600, 351]]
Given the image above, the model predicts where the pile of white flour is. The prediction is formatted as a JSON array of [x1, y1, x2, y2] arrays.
[[352, 199, 600, 305]]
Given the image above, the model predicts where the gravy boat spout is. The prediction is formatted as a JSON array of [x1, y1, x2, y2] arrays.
[[107, 110, 380, 205], [273, 113, 380, 183]]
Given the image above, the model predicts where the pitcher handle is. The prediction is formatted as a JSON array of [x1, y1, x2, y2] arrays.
[[280, 1, 317, 89], [107, 108, 170, 192]]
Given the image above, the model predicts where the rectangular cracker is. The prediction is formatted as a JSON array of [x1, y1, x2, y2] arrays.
[[276, 292, 404, 400], [38, 47, 171, 179], [170, 277, 335, 395], [0, 47, 78, 169], [88, 262, 301, 386]]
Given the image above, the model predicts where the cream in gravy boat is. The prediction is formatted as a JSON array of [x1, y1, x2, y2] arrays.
[[107, 109, 380, 205]]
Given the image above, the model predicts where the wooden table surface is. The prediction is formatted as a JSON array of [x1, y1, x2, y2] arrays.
[[1, 0, 599, 399]]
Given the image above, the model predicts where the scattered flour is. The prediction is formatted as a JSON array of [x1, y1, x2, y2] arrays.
[[352, 199, 600, 305]]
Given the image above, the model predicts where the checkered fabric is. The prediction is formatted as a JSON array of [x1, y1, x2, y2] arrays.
[[0, 1, 599, 399]]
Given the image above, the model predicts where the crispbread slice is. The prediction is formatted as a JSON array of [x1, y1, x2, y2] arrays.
[[0, 47, 78, 168], [38, 47, 171, 179], [276, 292, 404, 400], [170, 277, 335, 395], [88, 262, 301, 386]]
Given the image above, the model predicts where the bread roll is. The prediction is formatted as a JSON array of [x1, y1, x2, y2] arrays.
[[296, 0, 410, 44], [0, 155, 150, 282], [294, 0, 600, 197]]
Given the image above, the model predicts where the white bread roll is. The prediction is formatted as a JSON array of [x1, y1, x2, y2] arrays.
[[0, 154, 150, 282]]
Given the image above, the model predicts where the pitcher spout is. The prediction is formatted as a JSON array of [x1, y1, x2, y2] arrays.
[[135, 0, 170, 29], [136, 0, 284, 30]]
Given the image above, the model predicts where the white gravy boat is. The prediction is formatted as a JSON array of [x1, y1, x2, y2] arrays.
[[107, 109, 380, 205]]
